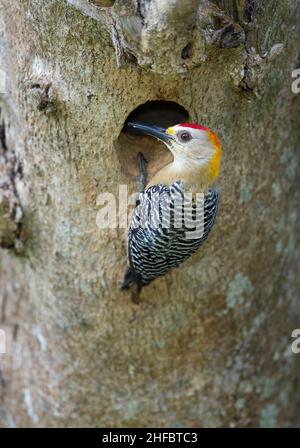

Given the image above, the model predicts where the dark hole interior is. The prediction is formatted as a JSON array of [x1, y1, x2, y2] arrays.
[[181, 43, 194, 60], [123, 100, 189, 131], [118, 101, 189, 189]]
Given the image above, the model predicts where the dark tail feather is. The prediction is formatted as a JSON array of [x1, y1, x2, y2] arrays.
[[121, 268, 144, 296], [121, 267, 133, 290]]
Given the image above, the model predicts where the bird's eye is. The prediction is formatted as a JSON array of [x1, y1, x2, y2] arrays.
[[178, 131, 192, 143]]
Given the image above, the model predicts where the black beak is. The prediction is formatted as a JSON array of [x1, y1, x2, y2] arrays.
[[125, 122, 173, 144]]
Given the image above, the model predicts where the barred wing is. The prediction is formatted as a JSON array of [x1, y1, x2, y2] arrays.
[[128, 182, 219, 288]]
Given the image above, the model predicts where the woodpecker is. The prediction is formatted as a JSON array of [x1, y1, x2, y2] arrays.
[[122, 122, 222, 292]]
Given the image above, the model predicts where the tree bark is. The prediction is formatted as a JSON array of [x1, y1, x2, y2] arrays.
[[0, 0, 300, 427]]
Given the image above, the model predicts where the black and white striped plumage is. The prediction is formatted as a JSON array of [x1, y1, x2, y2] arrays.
[[122, 181, 219, 290]]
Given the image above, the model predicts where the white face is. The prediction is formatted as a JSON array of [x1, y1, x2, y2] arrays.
[[166, 125, 216, 164]]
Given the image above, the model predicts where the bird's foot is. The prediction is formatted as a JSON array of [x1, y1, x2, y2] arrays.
[[137, 152, 148, 192]]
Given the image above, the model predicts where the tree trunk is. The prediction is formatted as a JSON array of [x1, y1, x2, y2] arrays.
[[0, 0, 300, 427]]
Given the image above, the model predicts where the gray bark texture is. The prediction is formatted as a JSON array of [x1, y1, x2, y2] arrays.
[[0, 0, 300, 427]]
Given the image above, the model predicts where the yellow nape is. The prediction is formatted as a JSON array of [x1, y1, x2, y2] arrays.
[[208, 130, 222, 181]]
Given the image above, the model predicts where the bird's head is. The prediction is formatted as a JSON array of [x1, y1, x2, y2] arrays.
[[165, 123, 221, 166], [127, 123, 222, 183], [126, 121, 222, 183]]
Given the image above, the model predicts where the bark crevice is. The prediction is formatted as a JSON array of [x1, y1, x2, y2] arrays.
[[0, 121, 24, 251]]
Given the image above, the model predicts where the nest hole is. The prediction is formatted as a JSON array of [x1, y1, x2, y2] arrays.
[[116, 101, 189, 184]]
